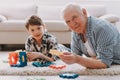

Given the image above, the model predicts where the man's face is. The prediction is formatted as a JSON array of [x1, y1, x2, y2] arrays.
[[64, 9, 86, 34]]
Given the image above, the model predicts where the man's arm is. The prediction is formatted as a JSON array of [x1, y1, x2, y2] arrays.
[[75, 55, 107, 69], [59, 52, 107, 69]]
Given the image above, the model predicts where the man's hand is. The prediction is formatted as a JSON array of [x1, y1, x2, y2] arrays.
[[59, 52, 77, 64]]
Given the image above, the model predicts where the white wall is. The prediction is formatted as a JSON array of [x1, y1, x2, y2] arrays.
[[1, 0, 119, 15], [0, 0, 119, 15], [0, 0, 120, 28]]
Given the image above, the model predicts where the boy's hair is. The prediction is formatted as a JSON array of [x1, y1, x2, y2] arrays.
[[25, 15, 44, 30]]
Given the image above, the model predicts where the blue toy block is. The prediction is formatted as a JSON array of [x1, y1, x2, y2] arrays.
[[19, 52, 27, 66], [32, 61, 54, 67], [11, 51, 27, 67], [59, 73, 79, 79]]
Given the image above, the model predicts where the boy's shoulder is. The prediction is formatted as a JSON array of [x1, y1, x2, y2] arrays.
[[26, 35, 35, 43], [27, 35, 33, 40], [44, 32, 56, 38], [43, 32, 57, 43]]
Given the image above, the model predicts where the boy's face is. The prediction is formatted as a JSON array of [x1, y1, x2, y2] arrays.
[[28, 25, 45, 40]]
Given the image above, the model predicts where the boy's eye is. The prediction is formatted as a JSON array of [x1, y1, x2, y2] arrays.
[[31, 29, 34, 32]]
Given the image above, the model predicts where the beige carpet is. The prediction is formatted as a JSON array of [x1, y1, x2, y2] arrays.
[[1, 52, 120, 76]]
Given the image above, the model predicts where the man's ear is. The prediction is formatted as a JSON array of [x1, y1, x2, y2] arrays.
[[82, 8, 88, 17]]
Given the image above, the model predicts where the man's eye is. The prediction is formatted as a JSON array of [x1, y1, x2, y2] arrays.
[[38, 27, 40, 30], [72, 16, 77, 20], [66, 21, 70, 24]]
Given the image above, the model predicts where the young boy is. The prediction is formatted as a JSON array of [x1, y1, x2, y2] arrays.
[[25, 15, 70, 63]]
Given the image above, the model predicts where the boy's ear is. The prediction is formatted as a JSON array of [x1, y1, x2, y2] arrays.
[[26, 29, 30, 34], [82, 8, 87, 17]]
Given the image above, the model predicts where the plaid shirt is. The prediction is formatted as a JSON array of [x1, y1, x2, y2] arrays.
[[25, 32, 70, 63], [25, 32, 58, 53]]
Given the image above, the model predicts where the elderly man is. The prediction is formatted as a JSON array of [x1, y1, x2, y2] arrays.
[[59, 3, 120, 69]]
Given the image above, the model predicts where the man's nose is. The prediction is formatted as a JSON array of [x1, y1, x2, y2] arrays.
[[71, 21, 77, 26]]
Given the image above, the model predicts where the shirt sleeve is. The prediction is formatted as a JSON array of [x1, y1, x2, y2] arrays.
[[47, 35, 58, 50], [47, 34, 59, 60], [25, 37, 32, 52], [95, 24, 114, 68]]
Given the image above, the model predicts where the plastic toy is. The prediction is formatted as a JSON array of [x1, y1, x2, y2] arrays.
[[32, 61, 54, 67], [8, 51, 27, 67], [59, 73, 79, 79], [50, 49, 63, 56], [49, 65, 66, 69], [9, 52, 18, 65]]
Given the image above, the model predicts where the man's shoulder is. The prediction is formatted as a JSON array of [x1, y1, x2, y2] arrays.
[[89, 16, 110, 30], [90, 16, 111, 26], [90, 16, 103, 24]]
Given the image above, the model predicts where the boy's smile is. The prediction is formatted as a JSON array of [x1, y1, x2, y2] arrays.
[[28, 25, 45, 41], [34, 34, 41, 37]]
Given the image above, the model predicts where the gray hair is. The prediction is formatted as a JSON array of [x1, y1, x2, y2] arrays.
[[61, 3, 82, 18]]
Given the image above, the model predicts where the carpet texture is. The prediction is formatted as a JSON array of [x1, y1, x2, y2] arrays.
[[1, 59, 120, 76]]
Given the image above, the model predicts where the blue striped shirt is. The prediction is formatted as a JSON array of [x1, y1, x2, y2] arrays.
[[71, 16, 120, 67]]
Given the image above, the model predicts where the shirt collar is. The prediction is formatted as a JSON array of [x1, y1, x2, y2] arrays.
[[86, 16, 92, 38]]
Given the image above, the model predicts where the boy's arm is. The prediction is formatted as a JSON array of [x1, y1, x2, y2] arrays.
[[27, 52, 54, 62], [25, 38, 32, 52], [48, 35, 58, 50]]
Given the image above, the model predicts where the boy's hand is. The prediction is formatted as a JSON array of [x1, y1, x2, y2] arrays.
[[27, 52, 38, 61]]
